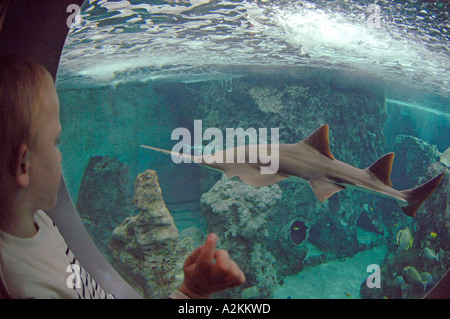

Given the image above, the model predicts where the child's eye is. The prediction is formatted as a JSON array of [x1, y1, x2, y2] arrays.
[[55, 137, 60, 146]]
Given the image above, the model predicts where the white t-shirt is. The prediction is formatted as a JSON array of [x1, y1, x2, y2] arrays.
[[0, 210, 114, 299]]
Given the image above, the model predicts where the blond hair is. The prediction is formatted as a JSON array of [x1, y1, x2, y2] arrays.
[[0, 55, 54, 176]]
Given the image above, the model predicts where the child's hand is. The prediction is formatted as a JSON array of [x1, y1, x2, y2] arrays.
[[179, 233, 246, 299]]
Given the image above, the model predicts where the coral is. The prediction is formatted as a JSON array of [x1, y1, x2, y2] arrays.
[[249, 243, 279, 298], [249, 84, 309, 114], [201, 177, 282, 298], [392, 135, 449, 255], [284, 85, 309, 100], [177, 236, 195, 252], [201, 176, 282, 240], [416, 162, 450, 254], [361, 159, 449, 299], [249, 86, 284, 113], [393, 134, 441, 189], [109, 169, 193, 299]]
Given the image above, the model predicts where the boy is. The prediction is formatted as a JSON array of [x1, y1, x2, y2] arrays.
[[0, 55, 245, 299]]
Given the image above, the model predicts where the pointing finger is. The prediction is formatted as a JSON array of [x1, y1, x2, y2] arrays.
[[197, 233, 218, 269]]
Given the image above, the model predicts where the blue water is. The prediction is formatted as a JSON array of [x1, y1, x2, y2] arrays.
[[56, 0, 449, 299]]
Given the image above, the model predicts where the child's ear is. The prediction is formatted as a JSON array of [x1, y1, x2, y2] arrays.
[[14, 143, 30, 188]]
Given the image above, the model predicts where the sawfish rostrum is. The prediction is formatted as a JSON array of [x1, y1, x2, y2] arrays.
[[141, 125, 445, 217]]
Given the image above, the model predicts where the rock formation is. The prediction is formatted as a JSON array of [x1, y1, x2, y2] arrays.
[[109, 169, 193, 299], [393, 134, 441, 189], [361, 136, 449, 299], [276, 218, 309, 276], [201, 176, 283, 298]]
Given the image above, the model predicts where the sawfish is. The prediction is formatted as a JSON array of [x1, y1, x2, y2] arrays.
[[141, 125, 445, 217]]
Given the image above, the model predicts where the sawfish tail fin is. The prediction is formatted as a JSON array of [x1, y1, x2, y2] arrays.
[[400, 171, 446, 217]]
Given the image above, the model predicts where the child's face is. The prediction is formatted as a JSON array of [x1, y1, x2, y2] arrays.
[[28, 78, 62, 211]]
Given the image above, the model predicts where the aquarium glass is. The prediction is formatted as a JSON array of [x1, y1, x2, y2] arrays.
[[56, 0, 449, 299]]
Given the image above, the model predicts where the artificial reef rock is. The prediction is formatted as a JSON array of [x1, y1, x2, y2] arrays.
[[109, 169, 193, 299], [276, 219, 309, 276], [76, 156, 136, 255], [361, 136, 449, 299], [200, 176, 284, 298], [393, 134, 441, 189]]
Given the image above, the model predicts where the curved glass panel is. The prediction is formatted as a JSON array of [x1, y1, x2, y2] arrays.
[[56, 0, 449, 299]]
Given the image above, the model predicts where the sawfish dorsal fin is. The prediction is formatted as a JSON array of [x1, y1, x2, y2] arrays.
[[299, 124, 335, 160], [366, 153, 395, 187]]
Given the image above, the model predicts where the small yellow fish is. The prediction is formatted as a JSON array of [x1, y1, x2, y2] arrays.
[[430, 232, 437, 238], [396, 227, 413, 251]]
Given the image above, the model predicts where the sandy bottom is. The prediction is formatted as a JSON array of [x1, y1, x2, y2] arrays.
[[274, 242, 388, 299]]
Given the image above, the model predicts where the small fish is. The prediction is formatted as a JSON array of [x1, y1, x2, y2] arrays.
[[430, 232, 437, 238], [440, 146, 450, 167], [420, 272, 434, 293], [423, 247, 439, 262], [396, 227, 413, 251], [402, 266, 424, 286], [420, 272, 433, 285]]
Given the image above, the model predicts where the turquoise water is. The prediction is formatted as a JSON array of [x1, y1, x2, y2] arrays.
[[56, 0, 449, 299]]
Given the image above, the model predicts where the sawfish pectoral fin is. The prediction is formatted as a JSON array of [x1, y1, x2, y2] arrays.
[[400, 171, 446, 217], [309, 179, 346, 202], [222, 164, 289, 187]]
